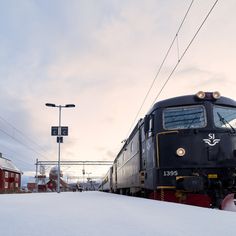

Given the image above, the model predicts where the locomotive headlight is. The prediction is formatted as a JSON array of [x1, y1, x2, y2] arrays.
[[196, 91, 206, 99], [212, 91, 221, 99], [176, 148, 186, 157]]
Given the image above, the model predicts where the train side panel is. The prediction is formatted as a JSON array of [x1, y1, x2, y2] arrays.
[[116, 130, 141, 193], [100, 167, 113, 192]]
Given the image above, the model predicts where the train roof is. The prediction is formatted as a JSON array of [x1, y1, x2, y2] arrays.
[[147, 92, 236, 114]]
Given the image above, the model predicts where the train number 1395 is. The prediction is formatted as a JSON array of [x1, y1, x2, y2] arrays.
[[163, 170, 178, 176]]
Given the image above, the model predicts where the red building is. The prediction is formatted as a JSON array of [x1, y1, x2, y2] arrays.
[[0, 153, 21, 193], [27, 176, 48, 192]]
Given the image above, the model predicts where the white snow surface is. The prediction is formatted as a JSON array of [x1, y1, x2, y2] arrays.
[[0, 191, 236, 236]]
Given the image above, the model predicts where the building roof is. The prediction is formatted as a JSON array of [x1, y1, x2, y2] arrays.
[[0, 156, 21, 173]]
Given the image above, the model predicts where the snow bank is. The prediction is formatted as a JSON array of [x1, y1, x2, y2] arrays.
[[0, 191, 235, 236]]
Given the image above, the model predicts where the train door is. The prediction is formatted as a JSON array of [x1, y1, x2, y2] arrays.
[[139, 125, 147, 188], [140, 125, 147, 171], [112, 162, 117, 193], [143, 114, 156, 190]]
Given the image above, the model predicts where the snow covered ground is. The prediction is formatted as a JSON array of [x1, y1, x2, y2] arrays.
[[0, 191, 236, 236]]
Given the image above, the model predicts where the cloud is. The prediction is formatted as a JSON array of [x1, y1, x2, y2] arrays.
[[175, 66, 227, 87], [0, 0, 236, 175], [106, 150, 116, 159]]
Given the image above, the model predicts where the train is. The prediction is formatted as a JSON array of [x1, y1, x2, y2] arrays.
[[99, 91, 236, 209]]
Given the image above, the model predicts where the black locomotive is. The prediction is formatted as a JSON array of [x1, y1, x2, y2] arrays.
[[100, 91, 236, 208]]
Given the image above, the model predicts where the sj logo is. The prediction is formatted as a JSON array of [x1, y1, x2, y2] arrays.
[[203, 133, 220, 146]]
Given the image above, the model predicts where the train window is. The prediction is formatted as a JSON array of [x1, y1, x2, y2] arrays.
[[163, 105, 206, 130], [213, 106, 236, 129], [148, 115, 154, 137], [144, 114, 154, 137], [149, 117, 153, 131]]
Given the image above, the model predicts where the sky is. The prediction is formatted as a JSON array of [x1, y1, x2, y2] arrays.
[[0, 0, 236, 179]]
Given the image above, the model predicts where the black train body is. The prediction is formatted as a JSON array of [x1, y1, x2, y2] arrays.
[[100, 92, 236, 208]]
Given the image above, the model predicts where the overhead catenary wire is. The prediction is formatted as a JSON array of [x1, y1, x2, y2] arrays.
[[2, 153, 34, 169], [0, 115, 49, 155], [0, 143, 35, 170], [126, 0, 195, 137], [126, 0, 219, 139], [151, 0, 219, 105], [0, 114, 53, 162], [0, 127, 49, 162]]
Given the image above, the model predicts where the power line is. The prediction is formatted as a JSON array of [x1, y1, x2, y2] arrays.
[[0, 115, 49, 155], [0, 127, 49, 161], [0, 115, 52, 162], [151, 0, 219, 105], [0, 144, 34, 169], [126, 0, 195, 137]]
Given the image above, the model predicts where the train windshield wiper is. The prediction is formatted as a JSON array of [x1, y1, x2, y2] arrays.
[[217, 112, 236, 133], [187, 115, 200, 129]]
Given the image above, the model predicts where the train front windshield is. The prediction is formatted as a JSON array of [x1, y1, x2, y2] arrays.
[[163, 105, 206, 130], [213, 105, 236, 130]]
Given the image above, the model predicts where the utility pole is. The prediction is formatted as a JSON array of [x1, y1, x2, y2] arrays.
[[57, 105, 62, 193]]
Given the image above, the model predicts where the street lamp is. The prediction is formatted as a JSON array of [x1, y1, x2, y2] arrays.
[[45, 103, 75, 193]]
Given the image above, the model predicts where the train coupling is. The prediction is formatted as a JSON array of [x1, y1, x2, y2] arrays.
[[176, 176, 204, 192]]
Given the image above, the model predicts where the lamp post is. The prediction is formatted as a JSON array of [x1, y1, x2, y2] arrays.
[[45, 103, 75, 193]]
